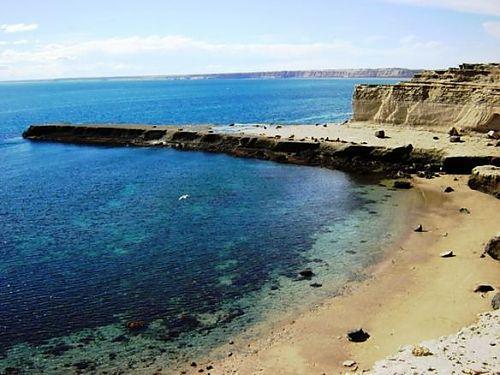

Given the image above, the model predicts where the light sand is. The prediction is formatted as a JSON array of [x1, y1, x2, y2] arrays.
[[188, 174, 499, 374]]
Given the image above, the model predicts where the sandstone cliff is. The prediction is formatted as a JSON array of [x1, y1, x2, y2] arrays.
[[352, 63, 500, 132]]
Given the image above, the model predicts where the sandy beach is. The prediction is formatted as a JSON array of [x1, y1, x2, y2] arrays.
[[185, 173, 499, 374]]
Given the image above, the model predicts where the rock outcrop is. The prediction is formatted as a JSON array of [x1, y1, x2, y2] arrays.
[[372, 310, 500, 374], [468, 165, 500, 198], [22, 124, 500, 175], [353, 63, 500, 132]]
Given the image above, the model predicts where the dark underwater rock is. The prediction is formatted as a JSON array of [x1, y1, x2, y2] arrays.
[[126, 320, 147, 331], [298, 268, 314, 279], [44, 343, 73, 356], [219, 308, 245, 324]]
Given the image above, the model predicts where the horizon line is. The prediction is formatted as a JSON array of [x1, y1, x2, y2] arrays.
[[0, 66, 423, 84]]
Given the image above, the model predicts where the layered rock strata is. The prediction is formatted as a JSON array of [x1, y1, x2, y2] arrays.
[[353, 63, 500, 131]]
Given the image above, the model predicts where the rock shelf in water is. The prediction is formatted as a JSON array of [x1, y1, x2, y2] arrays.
[[22, 123, 499, 175]]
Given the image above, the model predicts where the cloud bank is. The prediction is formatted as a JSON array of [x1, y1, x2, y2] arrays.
[[384, 0, 500, 16], [1, 23, 38, 33]]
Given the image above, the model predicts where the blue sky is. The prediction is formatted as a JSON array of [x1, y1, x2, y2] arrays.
[[0, 0, 499, 80]]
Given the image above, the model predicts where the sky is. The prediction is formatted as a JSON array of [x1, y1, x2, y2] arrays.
[[0, 0, 499, 80]]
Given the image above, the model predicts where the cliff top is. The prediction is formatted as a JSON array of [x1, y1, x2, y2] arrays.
[[407, 63, 500, 88]]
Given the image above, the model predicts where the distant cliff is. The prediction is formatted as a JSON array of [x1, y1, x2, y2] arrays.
[[174, 68, 419, 79], [48, 68, 419, 82], [352, 63, 500, 132]]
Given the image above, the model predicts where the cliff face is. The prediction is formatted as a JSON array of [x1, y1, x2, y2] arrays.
[[352, 63, 500, 132]]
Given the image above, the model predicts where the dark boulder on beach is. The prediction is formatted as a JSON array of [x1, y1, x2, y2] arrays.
[[474, 284, 494, 293], [347, 328, 370, 342], [448, 127, 460, 137], [414, 224, 423, 232], [444, 186, 454, 193], [375, 130, 385, 138], [484, 235, 500, 260], [393, 180, 413, 189]]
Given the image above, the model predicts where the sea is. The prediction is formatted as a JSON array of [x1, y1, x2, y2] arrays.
[[0, 77, 410, 373]]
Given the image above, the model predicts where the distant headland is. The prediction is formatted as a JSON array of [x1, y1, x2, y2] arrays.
[[12, 68, 420, 83]]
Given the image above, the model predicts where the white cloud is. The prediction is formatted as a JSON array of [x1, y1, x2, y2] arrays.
[[0, 33, 496, 80], [0, 39, 28, 46], [1, 23, 38, 33], [384, 0, 500, 16], [483, 21, 500, 38]]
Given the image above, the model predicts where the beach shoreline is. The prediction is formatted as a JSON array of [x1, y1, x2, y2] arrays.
[[186, 174, 499, 374]]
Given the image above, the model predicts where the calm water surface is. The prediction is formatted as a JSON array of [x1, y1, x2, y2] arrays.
[[0, 78, 407, 373]]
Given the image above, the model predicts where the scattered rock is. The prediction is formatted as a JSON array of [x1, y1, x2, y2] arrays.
[[473, 285, 494, 293], [190, 362, 197, 367], [46, 343, 75, 356], [206, 365, 213, 370], [414, 224, 423, 232], [448, 127, 460, 136], [310, 282, 323, 288], [459, 207, 471, 214], [347, 328, 370, 342], [440, 250, 454, 258], [73, 361, 95, 371], [375, 130, 385, 138], [491, 293, 500, 310], [126, 320, 146, 331], [443, 186, 454, 193], [411, 345, 433, 357], [219, 308, 245, 324], [343, 360, 357, 367], [487, 130, 499, 139], [433, 136, 439, 140], [393, 180, 413, 189], [483, 235, 500, 260], [298, 268, 314, 278], [449, 135, 461, 143]]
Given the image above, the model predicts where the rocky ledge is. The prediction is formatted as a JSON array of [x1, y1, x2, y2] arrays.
[[353, 63, 500, 132], [372, 310, 500, 374], [22, 124, 499, 175], [468, 165, 500, 198]]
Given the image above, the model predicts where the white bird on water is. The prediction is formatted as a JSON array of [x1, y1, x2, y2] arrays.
[[178, 194, 189, 201]]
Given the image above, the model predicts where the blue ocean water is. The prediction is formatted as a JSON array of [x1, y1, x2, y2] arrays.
[[0, 78, 406, 373]]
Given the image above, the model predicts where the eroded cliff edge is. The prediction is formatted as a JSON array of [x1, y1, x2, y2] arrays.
[[353, 63, 500, 131]]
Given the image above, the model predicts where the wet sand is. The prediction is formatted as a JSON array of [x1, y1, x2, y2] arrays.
[[190, 174, 499, 374]]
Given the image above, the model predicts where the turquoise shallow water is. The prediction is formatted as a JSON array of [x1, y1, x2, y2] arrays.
[[0, 78, 408, 373]]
